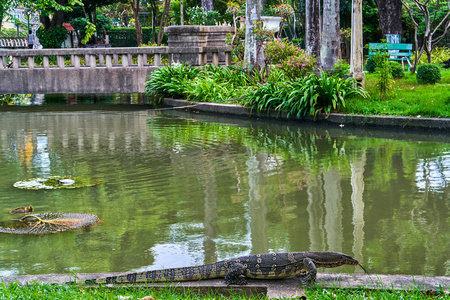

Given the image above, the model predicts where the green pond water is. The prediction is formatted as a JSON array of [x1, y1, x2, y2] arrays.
[[0, 101, 449, 278]]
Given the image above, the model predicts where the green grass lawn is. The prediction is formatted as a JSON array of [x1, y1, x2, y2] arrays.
[[1, 282, 447, 299], [343, 68, 450, 118]]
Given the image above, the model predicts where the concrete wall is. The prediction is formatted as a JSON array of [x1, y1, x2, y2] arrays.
[[0, 33, 232, 94], [0, 67, 156, 94]]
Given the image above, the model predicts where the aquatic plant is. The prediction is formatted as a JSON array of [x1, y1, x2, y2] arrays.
[[13, 176, 104, 190]]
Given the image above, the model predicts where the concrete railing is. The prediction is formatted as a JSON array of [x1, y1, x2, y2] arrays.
[[0, 46, 233, 94], [0, 47, 168, 70], [0, 46, 232, 70], [0, 38, 28, 49]]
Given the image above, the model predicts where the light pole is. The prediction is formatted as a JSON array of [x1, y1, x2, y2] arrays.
[[25, 8, 31, 32]]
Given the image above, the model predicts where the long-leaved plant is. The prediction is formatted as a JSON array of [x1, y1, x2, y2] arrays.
[[145, 64, 201, 98]]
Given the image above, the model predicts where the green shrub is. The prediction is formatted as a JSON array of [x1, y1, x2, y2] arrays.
[[331, 59, 350, 78], [263, 38, 316, 80], [108, 27, 167, 47], [264, 38, 299, 65], [1, 28, 26, 37], [226, 27, 245, 62], [365, 55, 381, 73], [185, 7, 223, 25], [278, 54, 316, 80], [413, 46, 450, 64], [389, 62, 404, 78], [36, 25, 68, 48], [416, 63, 441, 84]]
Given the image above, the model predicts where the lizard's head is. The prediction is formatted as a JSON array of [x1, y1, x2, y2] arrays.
[[313, 252, 368, 273], [338, 253, 369, 274], [339, 253, 359, 266]]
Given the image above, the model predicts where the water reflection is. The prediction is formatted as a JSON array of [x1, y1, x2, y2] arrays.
[[351, 154, 366, 269], [0, 109, 449, 278]]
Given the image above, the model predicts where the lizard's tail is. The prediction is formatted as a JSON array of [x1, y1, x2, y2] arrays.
[[82, 262, 228, 285]]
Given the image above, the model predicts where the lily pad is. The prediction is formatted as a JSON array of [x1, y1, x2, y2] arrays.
[[13, 176, 104, 190]]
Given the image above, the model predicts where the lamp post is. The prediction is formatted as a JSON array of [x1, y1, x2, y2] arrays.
[[25, 8, 31, 32]]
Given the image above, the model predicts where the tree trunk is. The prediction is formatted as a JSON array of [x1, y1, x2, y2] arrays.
[[305, 0, 321, 65], [130, 0, 143, 46], [243, 0, 263, 68], [180, 0, 184, 25], [350, 0, 365, 84], [321, 0, 340, 70], [148, 0, 158, 44], [202, 0, 214, 11], [401, 0, 450, 72], [375, 0, 403, 39], [157, 0, 171, 46], [93, 5, 97, 43]]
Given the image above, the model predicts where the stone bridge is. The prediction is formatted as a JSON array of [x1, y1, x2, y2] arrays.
[[0, 26, 233, 94]]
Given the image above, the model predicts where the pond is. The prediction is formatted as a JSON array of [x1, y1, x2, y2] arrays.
[[0, 99, 449, 278]]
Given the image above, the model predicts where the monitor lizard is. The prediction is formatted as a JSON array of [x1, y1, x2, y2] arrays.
[[80, 252, 367, 286]]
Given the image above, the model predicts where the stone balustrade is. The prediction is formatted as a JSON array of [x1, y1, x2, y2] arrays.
[[0, 26, 233, 94], [0, 38, 28, 49], [0, 45, 232, 70]]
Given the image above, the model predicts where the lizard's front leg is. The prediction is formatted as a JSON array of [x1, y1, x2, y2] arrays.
[[224, 263, 247, 285], [299, 257, 317, 286]]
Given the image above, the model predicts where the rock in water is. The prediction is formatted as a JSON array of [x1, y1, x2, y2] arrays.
[[57, 179, 75, 185], [10, 205, 33, 214]]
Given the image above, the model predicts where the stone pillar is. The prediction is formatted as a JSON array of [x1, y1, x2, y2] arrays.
[[206, 26, 233, 63], [165, 26, 208, 65], [350, 0, 365, 85], [165, 25, 233, 66], [205, 26, 233, 47]]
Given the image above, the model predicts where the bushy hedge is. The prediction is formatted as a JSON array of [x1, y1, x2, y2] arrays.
[[390, 62, 404, 79], [108, 27, 167, 47], [416, 63, 441, 84]]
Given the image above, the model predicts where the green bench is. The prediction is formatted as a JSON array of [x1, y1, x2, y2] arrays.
[[369, 43, 413, 70]]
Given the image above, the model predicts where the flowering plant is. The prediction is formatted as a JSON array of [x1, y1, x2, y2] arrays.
[[253, 21, 277, 43], [273, 4, 294, 17], [225, 1, 243, 15], [278, 52, 316, 79]]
